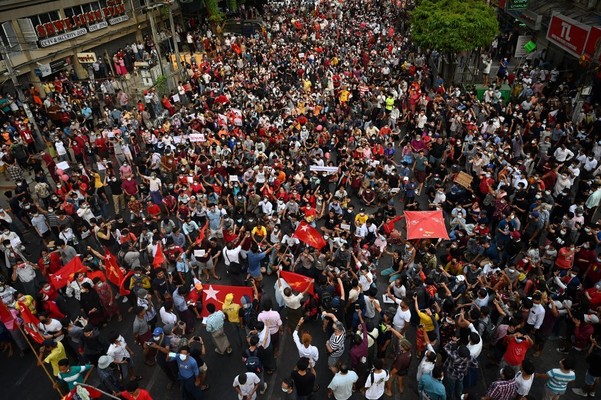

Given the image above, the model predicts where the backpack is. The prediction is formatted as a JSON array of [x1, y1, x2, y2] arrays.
[[320, 291, 332, 309], [245, 348, 262, 373]]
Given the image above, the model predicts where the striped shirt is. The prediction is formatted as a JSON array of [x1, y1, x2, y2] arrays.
[[329, 331, 345, 358], [546, 368, 575, 393]]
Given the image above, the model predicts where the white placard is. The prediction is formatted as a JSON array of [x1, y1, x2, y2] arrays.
[[97, 162, 106, 171], [382, 295, 395, 304], [187, 177, 193, 183], [309, 165, 338, 174], [173, 135, 183, 144], [56, 161, 70, 170], [340, 223, 351, 230], [194, 250, 206, 258], [10, 237, 22, 248], [229, 175, 239, 182], [189, 133, 206, 142]]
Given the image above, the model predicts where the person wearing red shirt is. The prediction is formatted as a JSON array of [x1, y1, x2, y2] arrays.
[[478, 172, 495, 196], [122, 177, 138, 197], [502, 332, 533, 368], [555, 245, 576, 271], [585, 283, 601, 308], [584, 255, 601, 287], [38, 248, 63, 277], [146, 201, 162, 221], [121, 382, 153, 400], [186, 282, 203, 319], [162, 194, 177, 216]]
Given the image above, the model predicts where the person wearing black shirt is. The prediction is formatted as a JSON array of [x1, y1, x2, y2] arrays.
[[429, 137, 446, 168], [107, 175, 125, 215], [152, 269, 174, 303], [290, 357, 316, 398]]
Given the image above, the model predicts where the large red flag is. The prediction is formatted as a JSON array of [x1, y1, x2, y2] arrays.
[[200, 284, 253, 317], [119, 270, 135, 296], [103, 248, 125, 288], [0, 301, 16, 330], [404, 210, 449, 240], [153, 242, 165, 269], [293, 221, 327, 249], [49, 256, 86, 289], [16, 301, 44, 344], [281, 270, 314, 294], [62, 384, 102, 400]]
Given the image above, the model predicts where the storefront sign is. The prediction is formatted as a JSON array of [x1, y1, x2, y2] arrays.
[[515, 9, 542, 30], [585, 26, 601, 62], [88, 21, 108, 32], [37, 57, 71, 77], [546, 13, 591, 57], [506, 0, 528, 10], [514, 35, 532, 58], [77, 52, 97, 64], [109, 15, 129, 25], [34, 0, 128, 45], [39, 28, 87, 47]]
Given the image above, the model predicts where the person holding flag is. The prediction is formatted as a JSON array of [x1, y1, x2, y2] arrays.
[[276, 269, 314, 333]]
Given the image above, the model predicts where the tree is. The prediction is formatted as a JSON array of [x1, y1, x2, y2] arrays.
[[410, 0, 499, 53]]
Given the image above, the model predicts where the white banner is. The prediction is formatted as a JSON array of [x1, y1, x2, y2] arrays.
[[189, 133, 206, 142], [309, 165, 338, 174]]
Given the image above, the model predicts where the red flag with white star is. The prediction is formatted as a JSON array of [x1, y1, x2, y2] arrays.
[[49, 256, 86, 289], [200, 284, 253, 317], [293, 221, 327, 249], [281, 270, 314, 294], [16, 301, 44, 344], [103, 248, 125, 288], [0, 301, 16, 330]]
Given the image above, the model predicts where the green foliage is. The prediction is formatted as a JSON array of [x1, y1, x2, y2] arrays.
[[410, 0, 499, 53], [205, 0, 224, 23], [227, 0, 238, 12], [154, 75, 169, 96]]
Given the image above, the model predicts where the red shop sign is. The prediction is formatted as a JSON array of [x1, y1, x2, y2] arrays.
[[546, 13, 591, 58], [584, 26, 601, 62]]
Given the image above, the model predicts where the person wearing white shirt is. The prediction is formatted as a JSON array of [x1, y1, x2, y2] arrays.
[[416, 343, 437, 382], [526, 293, 546, 332], [233, 372, 260, 400], [292, 318, 319, 369], [365, 359, 390, 400], [553, 145, 574, 163], [106, 333, 140, 381], [389, 296, 411, 334], [358, 267, 374, 293], [515, 360, 535, 397]]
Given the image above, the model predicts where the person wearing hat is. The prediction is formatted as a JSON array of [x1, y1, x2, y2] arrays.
[[147, 326, 178, 389], [96, 355, 123, 396]]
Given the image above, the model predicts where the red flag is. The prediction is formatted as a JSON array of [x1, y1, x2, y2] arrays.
[[195, 221, 209, 245], [86, 270, 106, 282], [200, 284, 253, 317], [62, 385, 102, 400], [16, 301, 44, 344], [103, 248, 125, 288], [119, 270, 135, 296], [153, 242, 165, 269], [293, 221, 327, 249], [0, 301, 16, 330], [49, 256, 86, 289], [404, 210, 449, 240], [281, 270, 314, 294]]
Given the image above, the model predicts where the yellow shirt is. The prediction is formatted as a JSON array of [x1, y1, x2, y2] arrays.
[[339, 90, 350, 103], [417, 311, 439, 332], [355, 213, 368, 226], [93, 173, 104, 189], [252, 226, 267, 237], [223, 302, 241, 323], [44, 342, 67, 376]]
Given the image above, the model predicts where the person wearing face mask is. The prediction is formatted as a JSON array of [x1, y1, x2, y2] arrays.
[[107, 174, 126, 215], [159, 345, 203, 400], [121, 176, 139, 198], [555, 244, 577, 272]]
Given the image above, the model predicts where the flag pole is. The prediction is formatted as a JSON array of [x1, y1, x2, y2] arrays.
[[17, 324, 65, 398], [76, 383, 122, 400]]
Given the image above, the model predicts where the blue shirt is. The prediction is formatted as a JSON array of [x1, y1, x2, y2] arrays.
[[419, 374, 446, 400], [167, 353, 199, 379], [247, 251, 266, 277]]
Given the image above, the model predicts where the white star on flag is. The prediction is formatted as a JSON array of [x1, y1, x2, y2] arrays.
[[204, 285, 220, 301], [299, 225, 309, 231], [53, 274, 62, 281], [105, 254, 112, 260]]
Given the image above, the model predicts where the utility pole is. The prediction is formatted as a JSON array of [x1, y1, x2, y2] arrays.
[[144, 0, 165, 77], [165, 2, 183, 80], [0, 45, 45, 149]]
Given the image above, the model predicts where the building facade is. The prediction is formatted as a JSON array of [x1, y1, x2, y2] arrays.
[[0, 0, 181, 95]]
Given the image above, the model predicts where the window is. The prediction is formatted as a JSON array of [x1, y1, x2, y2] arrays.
[[1, 22, 19, 49], [63, 6, 82, 18], [29, 11, 61, 27]]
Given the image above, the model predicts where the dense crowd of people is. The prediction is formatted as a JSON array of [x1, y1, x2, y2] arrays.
[[1, 0, 601, 399]]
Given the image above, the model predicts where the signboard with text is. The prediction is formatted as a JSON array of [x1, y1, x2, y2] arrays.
[[546, 13, 591, 58], [33, 0, 129, 47], [506, 0, 528, 10]]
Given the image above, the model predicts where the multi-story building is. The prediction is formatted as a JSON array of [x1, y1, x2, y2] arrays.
[[0, 0, 182, 95]]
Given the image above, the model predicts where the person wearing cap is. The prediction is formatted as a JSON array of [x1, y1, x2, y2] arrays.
[[96, 354, 123, 396]]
